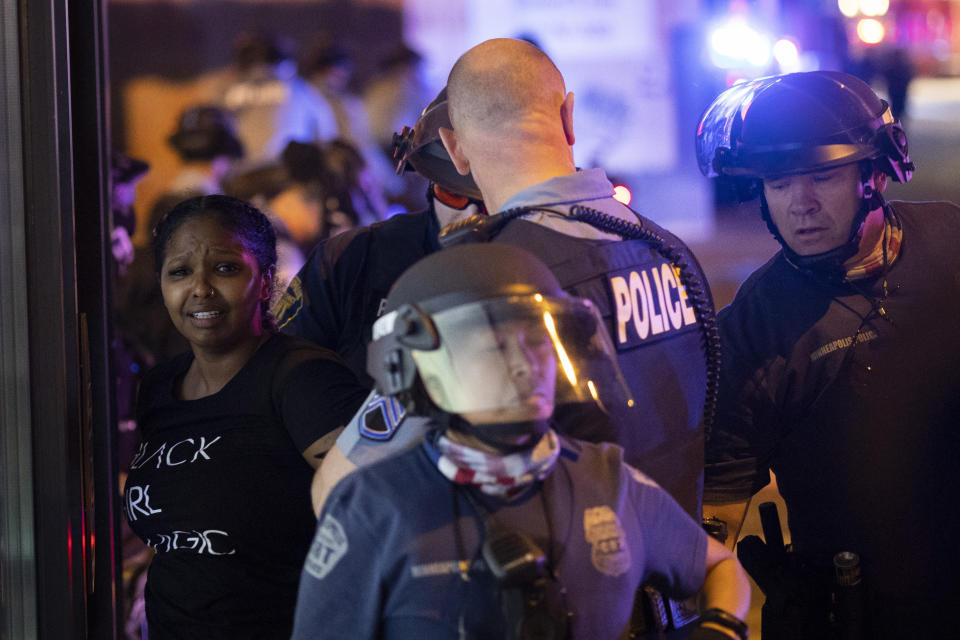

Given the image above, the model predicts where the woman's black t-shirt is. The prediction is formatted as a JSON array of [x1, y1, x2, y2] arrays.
[[124, 333, 365, 639]]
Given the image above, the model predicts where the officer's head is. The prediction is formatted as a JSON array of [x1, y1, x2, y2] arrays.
[[367, 243, 629, 450], [436, 39, 575, 213], [697, 71, 913, 258], [442, 38, 568, 139]]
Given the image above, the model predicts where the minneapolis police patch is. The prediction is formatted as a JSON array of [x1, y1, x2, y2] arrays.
[[305, 514, 348, 580], [607, 263, 698, 350], [358, 391, 407, 441]]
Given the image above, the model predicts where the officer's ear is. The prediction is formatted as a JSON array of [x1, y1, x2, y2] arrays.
[[439, 127, 471, 177], [561, 91, 575, 146]]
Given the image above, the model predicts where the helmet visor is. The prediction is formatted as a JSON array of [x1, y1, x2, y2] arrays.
[[411, 294, 633, 421], [392, 88, 482, 199], [698, 72, 900, 179]]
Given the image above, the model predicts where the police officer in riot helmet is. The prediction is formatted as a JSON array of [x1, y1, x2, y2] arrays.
[[291, 242, 750, 640], [223, 32, 338, 167], [698, 70, 913, 278], [697, 71, 960, 638]]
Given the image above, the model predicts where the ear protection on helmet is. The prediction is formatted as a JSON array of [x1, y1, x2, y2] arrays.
[[367, 304, 441, 399], [872, 121, 914, 183]]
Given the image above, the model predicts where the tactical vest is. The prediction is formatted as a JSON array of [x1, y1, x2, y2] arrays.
[[492, 219, 708, 516]]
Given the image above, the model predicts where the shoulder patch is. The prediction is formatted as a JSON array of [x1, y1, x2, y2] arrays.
[[305, 514, 349, 580], [358, 391, 407, 441], [275, 276, 304, 329]]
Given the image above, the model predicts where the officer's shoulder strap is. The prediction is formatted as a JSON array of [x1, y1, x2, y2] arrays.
[[495, 218, 667, 286]]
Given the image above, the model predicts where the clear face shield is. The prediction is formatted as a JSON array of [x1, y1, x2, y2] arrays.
[[408, 294, 633, 424]]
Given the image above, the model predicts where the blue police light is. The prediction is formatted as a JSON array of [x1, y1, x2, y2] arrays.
[[708, 17, 772, 69]]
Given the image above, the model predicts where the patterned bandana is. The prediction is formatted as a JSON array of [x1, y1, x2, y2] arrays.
[[844, 207, 902, 281], [425, 429, 561, 499]]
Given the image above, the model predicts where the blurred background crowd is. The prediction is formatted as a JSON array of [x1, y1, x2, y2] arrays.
[[110, 0, 960, 272]]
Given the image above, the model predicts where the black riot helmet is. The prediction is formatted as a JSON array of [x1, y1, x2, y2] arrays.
[[392, 87, 483, 200], [696, 71, 914, 275], [367, 244, 631, 447], [696, 71, 913, 184]]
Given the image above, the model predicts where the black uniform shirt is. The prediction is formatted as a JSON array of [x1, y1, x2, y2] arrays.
[[706, 201, 960, 616]]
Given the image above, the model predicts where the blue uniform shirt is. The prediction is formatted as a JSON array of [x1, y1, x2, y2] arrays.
[[292, 434, 708, 640]]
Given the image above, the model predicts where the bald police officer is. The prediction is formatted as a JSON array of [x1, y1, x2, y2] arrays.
[[435, 39, 718, 518]]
